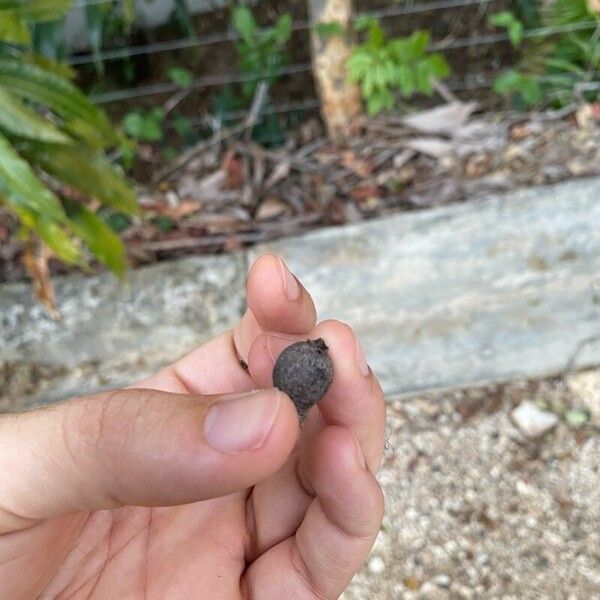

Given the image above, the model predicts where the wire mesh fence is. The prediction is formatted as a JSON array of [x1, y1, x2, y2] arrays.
[[62, 0, 600, 133]]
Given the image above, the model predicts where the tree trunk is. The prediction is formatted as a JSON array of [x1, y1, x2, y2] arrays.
[[308, 0, 363, 142]]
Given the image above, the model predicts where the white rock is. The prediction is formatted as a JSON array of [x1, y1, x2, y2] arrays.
[[511, 401, 558, 438], [566, 369, 600, 424], [433, 574, 452, 588], [367, 555, 385, 574]]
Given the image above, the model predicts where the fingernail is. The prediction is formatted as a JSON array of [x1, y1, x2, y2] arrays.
[[204, 390, 280, 453], [265, 333, 297, 364], [355, 338, 370, 377], [277, 258, 301, 302]]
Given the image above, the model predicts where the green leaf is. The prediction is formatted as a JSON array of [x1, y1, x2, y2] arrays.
[[494, 70, 541, 106], [353, 15, 378, 33], [0, 86, 72, 143], [274, 14, 292, 45], [427, 53, 451, 79], [0, 0, 72, 23], [494, 69, 523, 94], [0, 129, 66, 223], [22, 141, 138, 214], [23, 53, 75, 80], [63, 199, 127, 277], [415, 60, 435, 95], [168, 66, 193, 88], [34, 215, 81, 264], [565, 408, 589, 428], [0, 58, 118, 147], [123, 110, 164, 142], [0, 12, 31, 44], [395, 64, 415, 96], [232, 6, 256, 44], [172, 115, 193, 137], [405, 31, 430, 61], [366, 88, 394, 115], [488, 11, 524, 47]]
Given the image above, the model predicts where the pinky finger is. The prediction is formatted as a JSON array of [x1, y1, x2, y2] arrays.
[[244, 426, 384, 599]]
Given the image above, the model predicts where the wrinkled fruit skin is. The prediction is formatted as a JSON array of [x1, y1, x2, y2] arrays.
[[273, 338, 334, 421]]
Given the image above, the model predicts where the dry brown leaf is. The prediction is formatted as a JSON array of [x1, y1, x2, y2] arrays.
[[265, 161, 291, 188], [255, 197, 292, 221], [341, 150, 374, 178], [510, 123, 533, 141], [222, 150, 245, 189], [350, 185, 382, 200], [164, 199, 203, 219], [465, 153, 493, 178], [575, 103, 600, 129], [22, 241, 60, 319]]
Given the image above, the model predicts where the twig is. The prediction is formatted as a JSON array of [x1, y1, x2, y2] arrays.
[[130, 213, 322, 253], [433, 78, 459, 104], [154, 82, 269, 183]]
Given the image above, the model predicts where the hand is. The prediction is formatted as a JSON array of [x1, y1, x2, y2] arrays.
[[0, 254, 385, 599]]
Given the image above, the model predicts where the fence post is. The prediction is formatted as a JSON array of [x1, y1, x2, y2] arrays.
[[308, 0, 363, 141]]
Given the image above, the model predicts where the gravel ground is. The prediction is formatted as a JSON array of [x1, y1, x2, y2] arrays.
[[345, 371, 600, 599]]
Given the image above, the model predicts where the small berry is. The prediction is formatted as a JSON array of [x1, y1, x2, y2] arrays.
[[272, 338, 334, 420]]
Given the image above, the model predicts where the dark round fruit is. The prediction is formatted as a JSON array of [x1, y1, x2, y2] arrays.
[[273, 338, 334, 421]]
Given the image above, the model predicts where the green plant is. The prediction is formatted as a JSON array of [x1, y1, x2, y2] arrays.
[[347, 18, 451, 115], [123, 108, 166, 142], [231, 5, 293, 99], [168, 66, 193, 88], [489, 11, 525, 47], [0, 0, 137, 278], [492, 0, 600, 108]]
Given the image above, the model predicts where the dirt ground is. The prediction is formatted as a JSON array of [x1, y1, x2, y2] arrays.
[[344, 370, 600, 599]]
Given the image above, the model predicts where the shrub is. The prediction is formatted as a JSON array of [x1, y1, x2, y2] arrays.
[[0, 0, 137, 278]]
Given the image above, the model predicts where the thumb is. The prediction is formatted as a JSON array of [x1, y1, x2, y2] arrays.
[[0, 387, 298, 528]]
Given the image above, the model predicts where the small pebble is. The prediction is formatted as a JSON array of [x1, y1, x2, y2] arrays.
[[511, 400, 558, 438], [368, 555, 385, 574], [433, 574, 452, 588]]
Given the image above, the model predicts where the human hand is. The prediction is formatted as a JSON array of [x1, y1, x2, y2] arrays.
[[0, 254, 385, 599]]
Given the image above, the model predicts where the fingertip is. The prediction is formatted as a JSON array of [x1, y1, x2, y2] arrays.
[[246, 254, 317, 334]]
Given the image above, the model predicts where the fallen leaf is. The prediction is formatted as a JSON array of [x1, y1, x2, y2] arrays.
[[22, 240, 60, 319], [575, 103, 600, 129], [255, 197, 292, 221], [350, 185, 382, 201], [178, 171, 226, 200], [393, 150, 416, 169], [465, 153, 492, 178], [402, 101, 478, 137], [405, 137, 455, 158], [341, 150, 374, 178], [164, 199, 203, 219], [265, 161, 291, 188], [510, 123, 533, 141], [222, 150, 245, 189]]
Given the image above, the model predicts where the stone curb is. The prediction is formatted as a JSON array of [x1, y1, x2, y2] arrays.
[[2, 177, 599, 409]]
